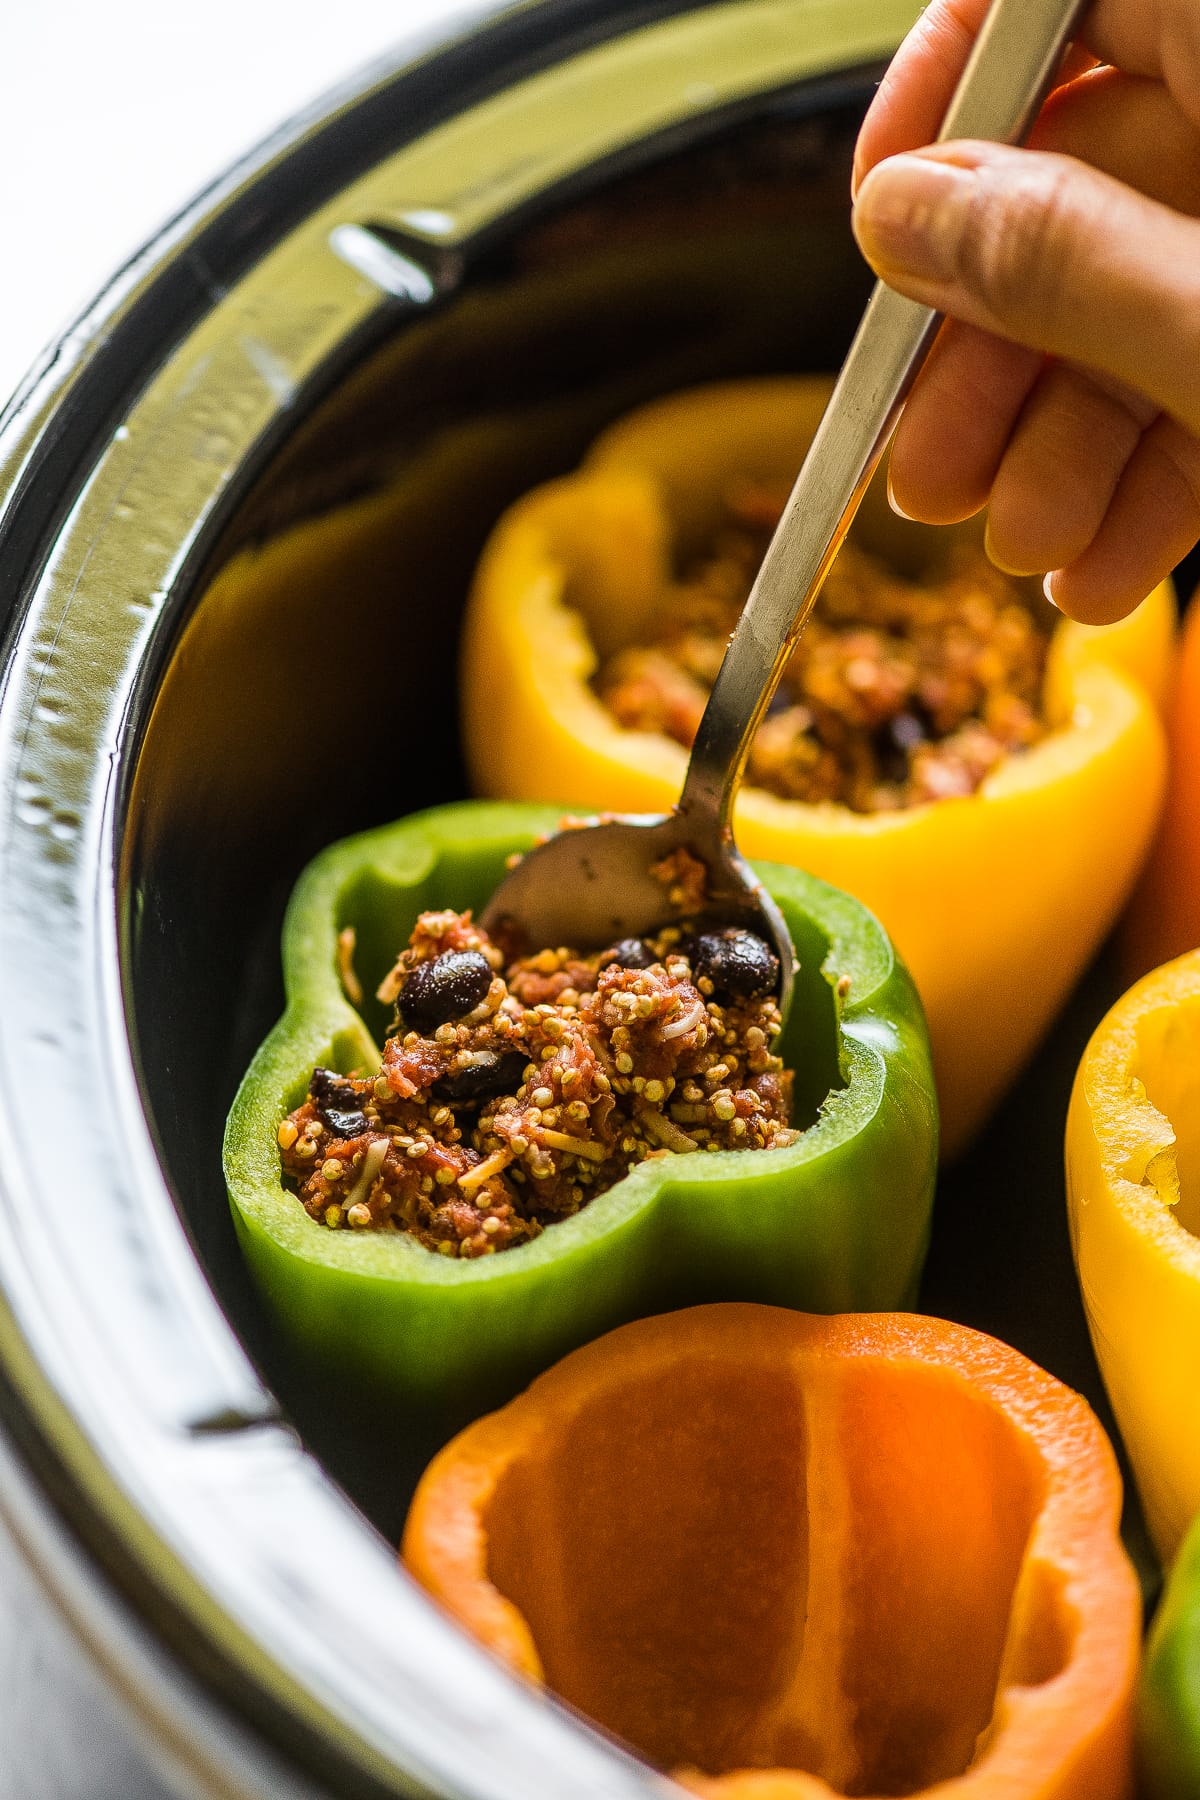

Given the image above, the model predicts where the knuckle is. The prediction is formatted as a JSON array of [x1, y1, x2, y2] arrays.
[[955, 156, 1088, 328], [1148, 418, 1200, 521]]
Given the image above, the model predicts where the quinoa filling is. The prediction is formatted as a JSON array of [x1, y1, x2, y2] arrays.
[[594, 483, 1052, 813], [279, 910, 798, 1258]]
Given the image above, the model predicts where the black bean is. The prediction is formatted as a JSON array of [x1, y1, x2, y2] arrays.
[[323, 1106, 372, 1137], [872, 710, 927, 785], [690, 928, 779, 1004], [309, 1066, 370, 1138], [399, 950, 493, 1032], [602, 937, 657, 971], [433, 1049, 528, 1105], [889, 710, 927, 752]]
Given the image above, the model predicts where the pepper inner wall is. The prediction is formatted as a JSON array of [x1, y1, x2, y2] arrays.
[[484, 1355, 1046, 1788]]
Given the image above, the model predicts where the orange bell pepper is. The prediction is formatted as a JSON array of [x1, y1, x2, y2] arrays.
[[402, 1303, 1140, 1799], [1065, 948, 1200, 1565], [1123, 596, 1200, 981], [462, 379, 1173, 1158]]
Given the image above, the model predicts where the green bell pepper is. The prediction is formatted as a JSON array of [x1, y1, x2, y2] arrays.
[[224, 800, 937, 1417], [1139, 1511, 1200, 1798]]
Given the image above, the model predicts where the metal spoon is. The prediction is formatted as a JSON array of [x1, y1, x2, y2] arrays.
[[482, 0, 1087, 1012]]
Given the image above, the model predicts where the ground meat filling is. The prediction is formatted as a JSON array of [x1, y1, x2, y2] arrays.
[[278, 910, 798, 1257], [595, 483, 1052, 813]]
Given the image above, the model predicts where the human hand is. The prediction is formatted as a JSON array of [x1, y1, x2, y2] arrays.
[[851, 0, 1200, 622]]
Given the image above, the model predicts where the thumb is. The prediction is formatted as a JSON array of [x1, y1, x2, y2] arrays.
[[852, 141, 1200, 439]]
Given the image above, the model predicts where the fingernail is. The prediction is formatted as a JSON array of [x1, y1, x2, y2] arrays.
[[1043, 571, 1062, 610], [886, 472, 914, 520], [853, 154, 976, 282]]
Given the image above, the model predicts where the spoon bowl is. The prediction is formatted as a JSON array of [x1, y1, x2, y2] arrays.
[[480, 804, 796, 1015]]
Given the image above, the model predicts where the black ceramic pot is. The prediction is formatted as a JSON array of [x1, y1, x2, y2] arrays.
[[0, 2, 935, 1794]]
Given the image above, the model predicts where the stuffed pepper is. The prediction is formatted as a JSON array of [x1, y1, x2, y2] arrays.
[[403, 1303, 1140, 1799], [224, 801, 936, 1416], [1065, 947, 1200, 1566], [462, 378, 1173, 1158]]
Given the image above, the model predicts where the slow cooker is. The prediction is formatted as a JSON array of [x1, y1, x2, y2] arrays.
[[0, 2, 1133, 1794]]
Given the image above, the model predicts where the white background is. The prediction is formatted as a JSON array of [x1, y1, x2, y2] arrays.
[[0, 1, 476, 410]]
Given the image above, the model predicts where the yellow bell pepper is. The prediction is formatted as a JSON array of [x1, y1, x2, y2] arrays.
[[1065, 949, 1200, 1565], [462, 379, 1173, 1158]]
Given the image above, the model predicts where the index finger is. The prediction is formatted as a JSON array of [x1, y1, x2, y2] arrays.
[[852, 0, 1200, 193], [853, 0, 992, 194]]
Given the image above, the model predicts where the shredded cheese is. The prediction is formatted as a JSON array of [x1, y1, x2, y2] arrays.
[[458, 1148, 515, 1195], [343, 1137, 388, 1212]]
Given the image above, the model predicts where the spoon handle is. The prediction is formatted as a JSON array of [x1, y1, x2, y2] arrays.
[[676, 0, 1090, 832]]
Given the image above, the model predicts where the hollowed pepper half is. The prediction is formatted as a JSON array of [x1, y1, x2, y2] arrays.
[[402, 1303, 1140, 1799], [1065, 947, 1200, 1565], [462, 378, 1173, 1158], [224, 801, 936, 1415]]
